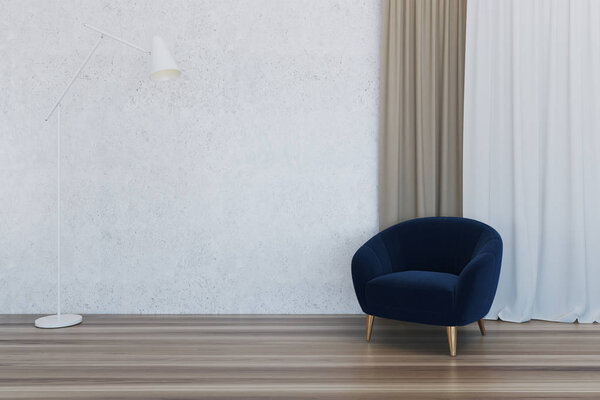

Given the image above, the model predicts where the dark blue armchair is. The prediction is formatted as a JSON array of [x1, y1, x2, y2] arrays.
[[352, 217, 502, 356]]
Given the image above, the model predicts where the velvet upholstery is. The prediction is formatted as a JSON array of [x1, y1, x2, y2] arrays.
[[352, 217, 502, 326]]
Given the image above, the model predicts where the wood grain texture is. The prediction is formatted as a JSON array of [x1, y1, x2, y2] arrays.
[[0, 315, 599, 399]]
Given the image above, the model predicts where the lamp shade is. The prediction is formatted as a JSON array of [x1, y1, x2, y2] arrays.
[[150, 36, 180, 81]]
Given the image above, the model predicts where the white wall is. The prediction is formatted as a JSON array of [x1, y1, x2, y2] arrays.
[[0, 0, 380, 313]]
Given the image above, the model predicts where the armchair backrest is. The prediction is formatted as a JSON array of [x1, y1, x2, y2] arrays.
[[375, 217, 500, 275]]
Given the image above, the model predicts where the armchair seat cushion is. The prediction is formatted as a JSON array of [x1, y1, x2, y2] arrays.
[[366, 271, 459, 325]]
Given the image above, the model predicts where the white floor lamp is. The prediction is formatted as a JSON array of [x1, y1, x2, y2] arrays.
[[35, 24, 181, 329]]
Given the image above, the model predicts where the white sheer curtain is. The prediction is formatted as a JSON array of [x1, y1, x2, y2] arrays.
[[463, 0, 600, 322]]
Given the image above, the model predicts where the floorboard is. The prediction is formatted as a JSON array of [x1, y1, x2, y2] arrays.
[[0, 315, 599, 399]]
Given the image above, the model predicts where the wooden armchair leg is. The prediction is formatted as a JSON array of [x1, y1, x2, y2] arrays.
[[446, 326, 457, 356], [366, 314, 374, 342], [477, 319, 486, 336]]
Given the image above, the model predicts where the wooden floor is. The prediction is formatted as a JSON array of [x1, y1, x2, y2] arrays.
[[1, 315, 599, 399]]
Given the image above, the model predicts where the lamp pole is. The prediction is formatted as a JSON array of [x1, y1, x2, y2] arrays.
[[56, 103, 61, 318]]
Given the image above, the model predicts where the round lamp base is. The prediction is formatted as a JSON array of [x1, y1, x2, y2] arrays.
[[35, 314, 83, 329]]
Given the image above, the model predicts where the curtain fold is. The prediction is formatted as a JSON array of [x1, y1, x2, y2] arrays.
[[463, 0, 600, 323], [379, 0, 466, 230]]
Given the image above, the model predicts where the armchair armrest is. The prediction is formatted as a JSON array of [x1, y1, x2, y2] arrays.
[[455, 238, 503, 325], [351, 239, 392, 313]]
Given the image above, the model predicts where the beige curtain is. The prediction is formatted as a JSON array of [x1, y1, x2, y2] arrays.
[[379, 0, 466, 230]]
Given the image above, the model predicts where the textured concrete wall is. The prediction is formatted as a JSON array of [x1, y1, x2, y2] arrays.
[[0, 0, 380, 313]]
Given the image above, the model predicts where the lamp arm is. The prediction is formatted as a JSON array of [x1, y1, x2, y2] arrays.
[[83, 24, 150, 54], [45, 25, 151, 121], [45, 35, 104, 121]]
